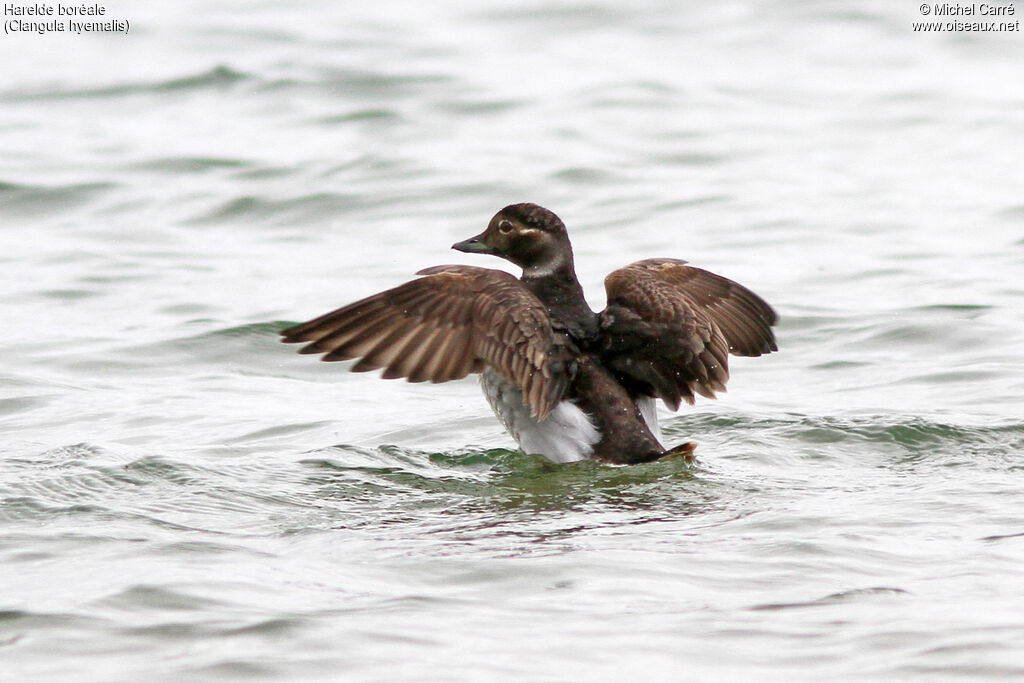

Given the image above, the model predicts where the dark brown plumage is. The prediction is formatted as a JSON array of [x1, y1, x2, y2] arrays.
[[599, 258, 777, 411], [281, 265, 572, 420], [281, 203, 777, 464]]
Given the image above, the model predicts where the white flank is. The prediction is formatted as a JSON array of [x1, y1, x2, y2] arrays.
[[480, 368, 600, 463], [636, 396, 662, 443]]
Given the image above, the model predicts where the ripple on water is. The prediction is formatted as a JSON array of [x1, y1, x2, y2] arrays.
[[0, 442, 310, 536], [751, 585, 913, 611], [127, 156, 254, 175], [184, 192, 386, 227], [98, 585, 221, 613], [294, 442, 722, 535], [0, 65, 249, 102], [0, 181, 116, 217], [49, 322, 289, 377], [673, 412, 1024, 465]]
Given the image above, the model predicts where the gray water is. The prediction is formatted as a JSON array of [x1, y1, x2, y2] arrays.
[[3, 1, 1024, 680]]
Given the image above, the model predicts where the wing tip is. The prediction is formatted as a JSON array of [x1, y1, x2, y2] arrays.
[[279, 325, 307, 342]]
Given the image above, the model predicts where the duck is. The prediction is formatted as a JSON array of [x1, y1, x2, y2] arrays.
[[280, 203, 777, 465]]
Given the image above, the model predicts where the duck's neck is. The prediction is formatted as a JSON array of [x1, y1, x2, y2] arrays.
[[522, 258, 598, 341]]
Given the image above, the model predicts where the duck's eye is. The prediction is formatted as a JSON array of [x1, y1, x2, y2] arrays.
[[498, 219, 514, 234]]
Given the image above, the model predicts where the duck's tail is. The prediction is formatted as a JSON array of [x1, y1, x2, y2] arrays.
[[660, 442, 697, 462]]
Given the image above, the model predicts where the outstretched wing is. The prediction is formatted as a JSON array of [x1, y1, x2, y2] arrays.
[[280, 265, 572, 420], [598, 258, 777, 410]]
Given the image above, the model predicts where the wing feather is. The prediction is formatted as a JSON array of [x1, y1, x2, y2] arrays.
[[599, 258, 776, 410], [351, 320, 422, 372], [281, 265, 570, 419]]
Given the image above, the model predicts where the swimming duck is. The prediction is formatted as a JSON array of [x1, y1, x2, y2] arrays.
[[281, 203, 777, 464]]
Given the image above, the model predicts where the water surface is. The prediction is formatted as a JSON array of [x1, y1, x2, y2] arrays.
[[2, 1, 1024, 680]]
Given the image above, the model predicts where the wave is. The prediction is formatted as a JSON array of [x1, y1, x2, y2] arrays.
[[667, 411, 1024, 467], [0, 65, 248, 102], [0, 181, 116, 217]]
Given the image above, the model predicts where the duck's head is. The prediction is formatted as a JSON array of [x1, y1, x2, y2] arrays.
[[453, 203, 573, 275]]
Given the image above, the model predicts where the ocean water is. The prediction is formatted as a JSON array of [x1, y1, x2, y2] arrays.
[[2, 0, 1024, 680]]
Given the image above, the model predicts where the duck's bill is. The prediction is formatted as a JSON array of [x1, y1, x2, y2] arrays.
[[452, 234, 495, 254]]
